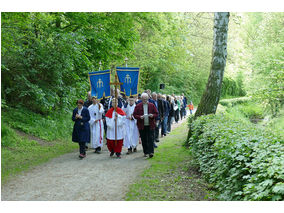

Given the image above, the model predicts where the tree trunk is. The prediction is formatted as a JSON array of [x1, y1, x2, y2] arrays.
[[195, 12, 230, 117]]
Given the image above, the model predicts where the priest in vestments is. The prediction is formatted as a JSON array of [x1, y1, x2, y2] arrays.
[[105, 98, 126, 158], [88, 96, 104, 154], [122, 96, 139, 154]]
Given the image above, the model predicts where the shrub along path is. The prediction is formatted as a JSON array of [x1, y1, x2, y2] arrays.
[[2, 110, 213, 201]]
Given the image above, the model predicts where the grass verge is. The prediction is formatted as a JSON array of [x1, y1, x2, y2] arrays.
[[124, 121, 216, 201], [1, 108, 78, 183]]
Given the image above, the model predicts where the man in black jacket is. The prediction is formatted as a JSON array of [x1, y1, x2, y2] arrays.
[[161, 95, 170, 137], [83, 91, 92, 149], [84, 91, 92, 108], [167, 95, 174, 133], [151, 93, 164, 142]]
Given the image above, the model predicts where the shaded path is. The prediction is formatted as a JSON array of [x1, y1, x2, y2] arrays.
[[1, 111, 193, 201]]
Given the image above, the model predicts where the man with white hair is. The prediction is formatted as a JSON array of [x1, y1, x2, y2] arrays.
[[122, 95, 139, 154], [133, 93, 158, 158]]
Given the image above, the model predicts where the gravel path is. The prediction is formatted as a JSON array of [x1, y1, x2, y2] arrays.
[[1, 114, 191, 201]]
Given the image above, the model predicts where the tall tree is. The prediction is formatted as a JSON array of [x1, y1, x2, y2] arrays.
[[195, 12, 230, 117]]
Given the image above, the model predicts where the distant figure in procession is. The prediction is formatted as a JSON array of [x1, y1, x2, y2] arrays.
[[72, 99, 90, 159], [187, 101, 194, 115], [88, 96, 104, 154], [105, 98, 126, 158], [122, 95, 139, 154]]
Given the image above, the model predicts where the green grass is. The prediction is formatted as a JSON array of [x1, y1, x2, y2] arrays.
[[264, 107, 284, 138], [220, 100, 265, 124], [1, 123, 78, 183], [2, 107, 73, 141], [1, 107, 78, 183], [219, 96, 251, 107], [125, 122, 216, 201], [219, 99, 283, 138]]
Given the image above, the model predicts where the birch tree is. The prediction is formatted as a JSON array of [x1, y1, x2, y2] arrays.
[[195, 12, 230, 117]]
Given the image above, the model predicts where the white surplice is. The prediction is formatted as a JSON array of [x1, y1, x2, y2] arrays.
[[106, 111, 126, 140], [88, 103, 104, 148], [122, 104, 139, 149]]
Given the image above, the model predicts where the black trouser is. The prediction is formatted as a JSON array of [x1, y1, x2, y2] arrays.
[[180, 108, 184, 120], [103, 119, 107, 134], [167, 115, 173, 132], [175, 110, 179, 122], [79, 141, 86, 155], [139, 126, 154, 155]]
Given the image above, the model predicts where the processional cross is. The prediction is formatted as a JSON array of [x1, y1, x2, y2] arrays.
[[109, 69, 123, 144]]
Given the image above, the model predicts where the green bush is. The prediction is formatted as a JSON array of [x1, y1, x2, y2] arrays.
[[237, 103, 264, 120], [187, 114, 284, 200], [219, 96, 252, 107], [221, 76, 246, 98]]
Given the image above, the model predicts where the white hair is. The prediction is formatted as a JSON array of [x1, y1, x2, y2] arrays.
[[141, 93, 149, 99]]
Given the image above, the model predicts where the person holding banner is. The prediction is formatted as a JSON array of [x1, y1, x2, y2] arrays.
[[122, 96, 139, 154], [72, 99, 90, 159], [88, 96, 104, 154], [105, 98, 126, 158]]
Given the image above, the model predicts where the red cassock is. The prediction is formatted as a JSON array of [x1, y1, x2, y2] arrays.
[[105, 107, 126, 154]]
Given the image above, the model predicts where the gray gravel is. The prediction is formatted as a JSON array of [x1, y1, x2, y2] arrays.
[[1, 115, 190, 201]]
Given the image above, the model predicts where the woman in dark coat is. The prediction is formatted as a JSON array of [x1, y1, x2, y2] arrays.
[[72, 99, 90, 159]]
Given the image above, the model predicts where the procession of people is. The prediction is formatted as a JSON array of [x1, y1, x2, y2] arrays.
[[72, 88, 192, 159]]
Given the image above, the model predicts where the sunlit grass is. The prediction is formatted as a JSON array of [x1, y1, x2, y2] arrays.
[[125, 122, 216, 201]]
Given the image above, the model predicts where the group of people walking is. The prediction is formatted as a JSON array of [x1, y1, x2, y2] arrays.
[[72, 88, 193, 159]]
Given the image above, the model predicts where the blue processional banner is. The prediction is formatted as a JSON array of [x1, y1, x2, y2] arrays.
[[88, 70, 111, 99], [116, 67, 139, 97]]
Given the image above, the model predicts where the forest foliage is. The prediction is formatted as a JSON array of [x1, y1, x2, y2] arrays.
[[1, 12, 212, 114], [2, 12, 282, 115]]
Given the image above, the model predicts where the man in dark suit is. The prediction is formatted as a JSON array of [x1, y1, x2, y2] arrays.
[[161, 94, 170, 137], [133, 93, 158, 158], [151, 93, 164, 142], [84, 91, 92, 108]]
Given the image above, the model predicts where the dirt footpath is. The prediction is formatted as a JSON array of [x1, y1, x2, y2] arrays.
[[1, 115, 190, 201]]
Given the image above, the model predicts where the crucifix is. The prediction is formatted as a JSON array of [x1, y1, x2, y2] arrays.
[[124, 57, 128, 67], [99, 61, 102, 71], [109, 69, 123, 145]]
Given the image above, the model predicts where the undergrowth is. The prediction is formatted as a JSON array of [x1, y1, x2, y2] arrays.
[[187, 114, 284, 201]]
